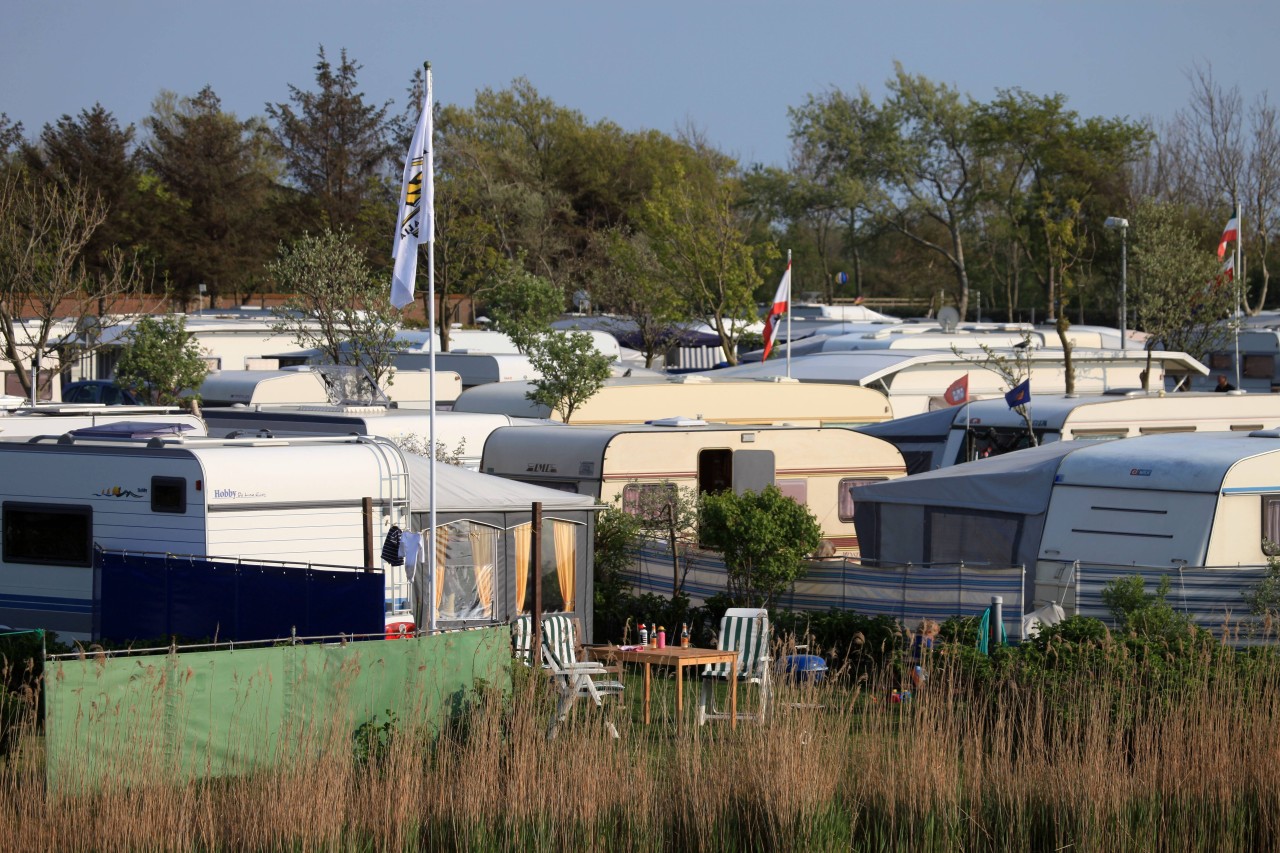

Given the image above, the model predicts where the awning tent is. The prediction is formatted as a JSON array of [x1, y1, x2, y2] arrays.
[[401, 454, 603, 636]]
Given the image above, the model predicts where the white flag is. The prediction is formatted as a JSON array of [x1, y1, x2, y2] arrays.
[[391, 71, 434, 309]]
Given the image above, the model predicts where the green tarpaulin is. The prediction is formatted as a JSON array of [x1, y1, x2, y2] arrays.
[[44, 627, 511, 792]]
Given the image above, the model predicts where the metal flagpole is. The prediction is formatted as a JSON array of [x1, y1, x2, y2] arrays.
[[1234, 201, 1242, 391], [425, 61, 438, 633], [785, 249, 792, 379]]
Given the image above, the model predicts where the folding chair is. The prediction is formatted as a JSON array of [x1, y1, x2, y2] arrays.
[[697, 607, 772, 725], [540, 614, 625, 738]]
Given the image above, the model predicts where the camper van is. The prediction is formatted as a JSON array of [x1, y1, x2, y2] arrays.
[[453, 376, 894, 426], [198, 365, 463, 410], [707, 349, 1210, 416], [481, 419, 906, 554], [858, 392, 1280, 473], [392, 351, 539, 390], [851, 430, 1280, 613], [0, 433, 410, 640]]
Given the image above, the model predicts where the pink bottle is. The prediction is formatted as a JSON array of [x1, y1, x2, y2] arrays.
[[657, 627, 667, 648]]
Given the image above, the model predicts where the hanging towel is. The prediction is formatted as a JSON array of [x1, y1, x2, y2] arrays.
[[400, 531, 424, 582], [381, 526, 404, 566]]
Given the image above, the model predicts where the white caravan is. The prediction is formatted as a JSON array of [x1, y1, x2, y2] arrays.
[[453, 375, 894, 426], [858, 392, 1280, 473], [0, 404, 205, 441], [705, 349, 1210, 416], [481, 419, 906, 555], [203, 406, 553, 470], [0, 433, 410, 640]]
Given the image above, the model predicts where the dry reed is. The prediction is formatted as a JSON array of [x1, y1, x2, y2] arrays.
[[3, 639, 1280, 852]]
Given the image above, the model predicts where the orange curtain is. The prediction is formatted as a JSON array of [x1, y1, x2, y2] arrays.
[[434, 525, 450, 608], [514, 523, 531, 613], [469, 523, 495, 617], [553, 520, 576, 610]]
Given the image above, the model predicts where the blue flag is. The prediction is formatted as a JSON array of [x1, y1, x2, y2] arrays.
[[1004, 379, 1031, 408]]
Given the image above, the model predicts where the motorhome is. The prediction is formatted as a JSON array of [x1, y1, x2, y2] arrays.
[[0, 433, 410, 640], [851, 430, 1280, 612], [391, 351, 539, 390], [481, 419, 907, 555], [858, 392, 1280, 473], [452, 376, 894, 426], [705, 349, 1209, 416]]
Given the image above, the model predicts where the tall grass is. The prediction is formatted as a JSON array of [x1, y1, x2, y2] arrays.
[[4, 636, 1280, 851]]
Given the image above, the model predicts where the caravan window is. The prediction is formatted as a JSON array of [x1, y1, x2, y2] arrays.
[[839, 478, 885, 523], [1263, 497, 1280, 556], [151, 477, 187, 513], [1244, 355, 1275, 379], [622, 483, 679, 521], [2, 502, 92, 567], [776, 479, 807, 506]]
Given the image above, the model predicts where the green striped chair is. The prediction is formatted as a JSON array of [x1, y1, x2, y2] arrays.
[[698, 607, 772, 725], [538, 614, 624, 738]]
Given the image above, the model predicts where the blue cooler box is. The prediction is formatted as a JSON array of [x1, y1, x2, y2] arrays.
[[778, 654, 828, 683]]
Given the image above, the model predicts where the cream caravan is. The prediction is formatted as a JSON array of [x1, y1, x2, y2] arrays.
[[481, 419, 906, 555], [454, 376, 894, 426]]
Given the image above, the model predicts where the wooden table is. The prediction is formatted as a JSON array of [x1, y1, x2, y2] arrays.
[[589, 645, 738, 728]]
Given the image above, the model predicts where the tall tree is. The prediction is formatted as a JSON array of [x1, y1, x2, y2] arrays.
[[0, 114, 22, 158], [23, 104, 144, 280], [266, 47, 395, 239], [592, 227, 688, 369], [481, 255, 563, 354], [872, 65, 985, 319], [0, 172, 154, 397], [640, 150, 769, 365], [142, 86, 279, 302]]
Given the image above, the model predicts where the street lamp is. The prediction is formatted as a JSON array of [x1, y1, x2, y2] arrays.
[[1104, 217, 1129, 351]]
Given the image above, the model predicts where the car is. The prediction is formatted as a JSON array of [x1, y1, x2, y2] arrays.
[[60, 380, 142, 406]]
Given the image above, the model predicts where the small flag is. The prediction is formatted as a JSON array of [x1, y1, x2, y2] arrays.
[[1004, 379, 1031, 409], [944, 375, 969, 406], [1217, 215, 1239, 260], [391, 71, 434, 309], [762, 259, 791, 360], [1216, 255, 1235, 287]]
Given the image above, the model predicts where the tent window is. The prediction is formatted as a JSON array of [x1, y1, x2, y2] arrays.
[[839, 478, 884, 523], [1263, 497, 1280, 556], [437, 521, 499, 622], [3, 502, 92, 567], [517, 521, 576, 613], [925, 508, 1021, 566]]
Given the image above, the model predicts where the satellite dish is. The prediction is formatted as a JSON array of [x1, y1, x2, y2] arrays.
[[937, 306, 961, 332]]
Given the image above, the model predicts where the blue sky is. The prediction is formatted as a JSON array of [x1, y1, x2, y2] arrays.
[[4, 1, 1277, 168]]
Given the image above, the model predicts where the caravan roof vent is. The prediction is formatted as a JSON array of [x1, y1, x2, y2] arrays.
[[666, 374, 711, 384], [298, 405, 387, 415], [753, 376, 800, 383], [1249, 428, 1280, 439], [647, 416, 708, 427]]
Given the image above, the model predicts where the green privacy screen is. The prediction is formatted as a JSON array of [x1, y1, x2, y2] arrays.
[[44, 627, 511, 792]]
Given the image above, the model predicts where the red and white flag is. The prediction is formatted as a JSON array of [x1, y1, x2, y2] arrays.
[[1218, 215, 1239, 260], [761, 260, 791, 360], [1218, 254, 1235, 285], [944, 374, 969, 406]]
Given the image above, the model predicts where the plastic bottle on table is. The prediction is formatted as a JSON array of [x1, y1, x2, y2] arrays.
[[638, 622, 648, 647], [657, 626, 666, 648]]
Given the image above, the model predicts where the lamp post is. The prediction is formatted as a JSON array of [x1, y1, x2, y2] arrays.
[[1105, 217, 1129, 350]]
